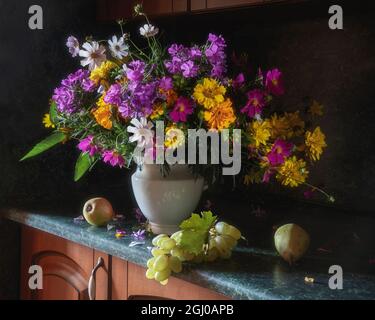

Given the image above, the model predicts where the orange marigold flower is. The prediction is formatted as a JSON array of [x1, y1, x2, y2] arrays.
[[204, 99, 236, 131], [93, 95, 112, 130]]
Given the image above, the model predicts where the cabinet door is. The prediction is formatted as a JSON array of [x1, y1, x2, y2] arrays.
[[143, 0, 173, 15], [127, 262, 229, 300], [207, 0, 264, 9], [21, 226, 94, 300]]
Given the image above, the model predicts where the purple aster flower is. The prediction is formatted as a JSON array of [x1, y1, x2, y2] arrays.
[[102, 150, 125, 168], [52, 86, 75, 113], [205, 33, 227, 78], [66, 36, 80, 57], [189, 46, 202, 59], [104, 83, 123, 106], [180, 60, 199, 78], [125, 60, 145, 83], [232, 73, 245, 89], [159, 76, 173, 91], [78, 135, 99, 157], [132, 229, 146, 241]]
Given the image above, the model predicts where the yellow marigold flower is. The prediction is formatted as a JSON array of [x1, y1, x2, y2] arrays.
[[305, 126, 327, 161], [267, 114, 289, 139], [90, 61, 117, 84], [193, 78, 226, 109], [283, 111, 305, 137], [250, 120, 272, 147], [42, 113, 55, 128], [165, 125, 185, 149], [309, 100, 324, 116], [93, 96, 112, 130], [204, 99, 236, 131], [277, 156, 309, 187], [150, 103, 165, 120]]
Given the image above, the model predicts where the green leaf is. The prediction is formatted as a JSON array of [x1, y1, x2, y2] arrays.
[[49, 101, 58, 124], [180, 211, 217, 231], [177, 211, 217, 255], [74, 152, 92, 182], [20, 132, 66, 161], [177, 230, 207, 255]]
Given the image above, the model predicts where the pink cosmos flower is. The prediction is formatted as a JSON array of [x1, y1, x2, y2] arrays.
[[267, 139, 293, 166], [232, 73, 245, 89], [102, 150, 125, 168], [169, 97, 194, 122], [240, 89, 266, 118], [265, 69, 284, 96], [78, 135, 99, 157]]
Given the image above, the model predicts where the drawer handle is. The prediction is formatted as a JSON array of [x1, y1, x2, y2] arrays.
[[88, 257, 104, 300]]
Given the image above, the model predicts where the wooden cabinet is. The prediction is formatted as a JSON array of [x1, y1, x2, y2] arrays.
[[97, 0, 293, 20], [20, 226, 228, 300]]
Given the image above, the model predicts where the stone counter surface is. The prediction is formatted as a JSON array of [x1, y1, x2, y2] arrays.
[[3, 209, 375, 300]]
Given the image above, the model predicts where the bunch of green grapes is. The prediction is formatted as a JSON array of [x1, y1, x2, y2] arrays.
[[206, 222, 242, 261], [146, 234, 185, 286], [146, 222, 242, 285]]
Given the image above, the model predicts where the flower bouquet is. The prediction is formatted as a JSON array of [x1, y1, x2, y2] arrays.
[[23, 5, 333, 227]]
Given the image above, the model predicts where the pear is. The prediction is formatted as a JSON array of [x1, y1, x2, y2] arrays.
[[274, 223, 310, 265], [83, 197, 114, 227]]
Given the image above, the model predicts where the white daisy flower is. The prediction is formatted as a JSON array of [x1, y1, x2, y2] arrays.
[[108, 35, 129, 59], [139, 24, 159, 38], [127, 118, 154, 148], [79, 41, 106, 70], [66, 36, 80, 57]]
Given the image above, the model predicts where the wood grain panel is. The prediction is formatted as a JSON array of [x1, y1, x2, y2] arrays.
[[207, 0, 263, 9], [111, 256, 128, 300], [127, 262, 229, 300]]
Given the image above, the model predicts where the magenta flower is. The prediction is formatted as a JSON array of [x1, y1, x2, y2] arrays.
[[262, 169, 274, 183], [169, 97, 194, 122], [102, 150, 125, 168], [78, 135, 99, 157], [240, 89, 266, 118], [232, 73, 245, 89], [267, 139, 293, 166], [265, 69, 284, 96]]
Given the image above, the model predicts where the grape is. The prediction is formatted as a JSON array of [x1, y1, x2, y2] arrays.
[[219, 249, 232, 259], [152, 234, 169, 246], [169, 256, 182, 273], [159, 238, 176, 251], [170, 230, 183, 241], [147, 257, 156, 269], [145, 268, 155, 279], [215, 221, 231, 235], [171, 247, 194, 262], [151, 247, 169, 257], [227, 225, 241, 240], [214, 235, 230, 253], [221, 235, 237, 249], [204, 247, 219, 262], [160, 279, 169, 286], [153, 254, 169, 272], [155, 267, 171, 282]]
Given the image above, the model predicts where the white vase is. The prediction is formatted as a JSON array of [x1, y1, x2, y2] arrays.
[[131, 164, 204, 235]]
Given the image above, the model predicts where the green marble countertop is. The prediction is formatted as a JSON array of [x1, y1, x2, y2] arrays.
[[3, 208, 375, 300]]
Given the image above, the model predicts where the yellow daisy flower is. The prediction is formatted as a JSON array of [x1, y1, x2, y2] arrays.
[[309, 100, 324, 116], [305, 126, 327, 161], [204, 99, 236, 131], [93, 95, 112, 130], [250, 120, 272, 147], [276, 156, 309, 187], [283, 111, 305, 137], [193, 78, 226, 109], [267, 114, 289, 139], [42, 113, 55, 128], [90, 61, 117, 85]]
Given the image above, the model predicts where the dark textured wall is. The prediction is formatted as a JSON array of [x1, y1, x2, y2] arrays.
[[150, 0, 375, 213], [1, 0, 375, 214]]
